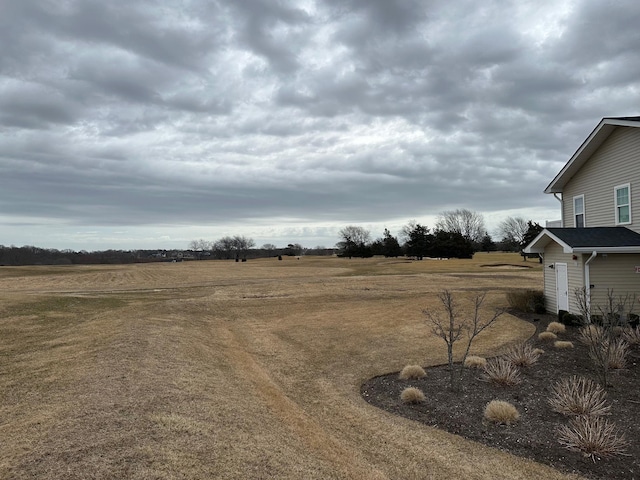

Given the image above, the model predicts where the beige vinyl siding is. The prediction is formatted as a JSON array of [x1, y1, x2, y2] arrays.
[[562, 127, 640, 232], [589, 253, 640, 308], [544, 243, 585, 314]]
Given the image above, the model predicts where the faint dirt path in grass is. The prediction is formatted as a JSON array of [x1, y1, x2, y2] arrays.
[[218, 323, 389, 480], [1, 258, 580, 479]]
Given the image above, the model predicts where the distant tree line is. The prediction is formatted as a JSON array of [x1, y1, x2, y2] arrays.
[[0, 211, 543, 266], [335, 210, 543, 259], [0, 245, 177, 266]]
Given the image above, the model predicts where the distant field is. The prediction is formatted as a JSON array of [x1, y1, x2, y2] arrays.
[[0, 254, 575, 479]]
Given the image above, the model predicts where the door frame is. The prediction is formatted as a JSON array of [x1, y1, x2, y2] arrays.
[[556, 262, 569, 312]]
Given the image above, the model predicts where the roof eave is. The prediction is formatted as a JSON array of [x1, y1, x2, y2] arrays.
[[573, 246, 640, 254], [523, 229, 573, 253], [545, 118, 640, 194]]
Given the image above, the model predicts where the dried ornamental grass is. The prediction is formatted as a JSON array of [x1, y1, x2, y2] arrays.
[[484, 400, 520, 425], [400, 387, 425, 404], [464, 355, 487, 369], [504, 342, 540, 367], [554, 341, 574, 349], [557, 416, 629, 459], [483, 358, 521, 386], [399, 365, 427, 380], [622, 325, 640, 345], [579, 324, 606, 347], [532, 348, 545, 355], [582, 333, 630, 370], [606, 339, 629, 370], [548, 376, 610, 417], [538, 331, 557, 342], [546, 321, 566, 334]]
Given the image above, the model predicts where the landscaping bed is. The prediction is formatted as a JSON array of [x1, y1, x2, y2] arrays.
[[361, 314, 639, 480]]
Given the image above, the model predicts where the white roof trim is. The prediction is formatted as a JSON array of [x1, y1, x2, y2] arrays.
[[523, 229, 573, 253], [545, 118, 640, 194], [573, 246, 640, 253], [523, 228, 640, 254]]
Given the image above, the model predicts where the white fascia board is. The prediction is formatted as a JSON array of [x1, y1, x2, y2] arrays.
[[544, 118, 640, 194], [573, 246, 640, 253], [523, 229, 573, 253]]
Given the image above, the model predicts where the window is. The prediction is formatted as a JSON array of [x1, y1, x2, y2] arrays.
[[615, 184, 631, 224], [573, 195, 585, 228]]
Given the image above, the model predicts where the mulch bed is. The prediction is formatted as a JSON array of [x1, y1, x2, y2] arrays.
[[361, 313, 639, 480]]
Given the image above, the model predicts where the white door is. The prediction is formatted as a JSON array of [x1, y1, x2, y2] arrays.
[[556, 263, 569, 312]]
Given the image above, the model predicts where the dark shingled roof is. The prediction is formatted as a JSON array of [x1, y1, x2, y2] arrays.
[[605, 116, 640, 122], [546, 227, 640, 248]]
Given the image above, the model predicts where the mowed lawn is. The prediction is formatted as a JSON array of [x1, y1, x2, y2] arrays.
[[0, 254, 578, 479]]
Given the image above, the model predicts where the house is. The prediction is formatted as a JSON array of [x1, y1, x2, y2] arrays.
[[524, 117, 640, 317]]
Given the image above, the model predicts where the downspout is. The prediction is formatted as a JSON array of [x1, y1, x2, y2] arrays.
[[554, 193, 563, 227], [584, 251, 598, 322]]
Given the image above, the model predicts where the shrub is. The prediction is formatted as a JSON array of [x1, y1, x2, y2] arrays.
[[400, 387, 425, 404], [579, 324, 605, 346], [557, 416, 629, 459], [399, 365, 427, 380], [623, 325, 640, 345], [554, 341, 574, 349], [607, 339, 629, 370], [580, 326, 630, 370], [547, 321, 566, 334], [483, 358, 521, 386], [548, 376, 610, 416], [464, 355, 487, 369], [484, 400, 520, 425], [538, 331, 557, 342], [506, 289, 545, 313], [504, 342, 540, 367]]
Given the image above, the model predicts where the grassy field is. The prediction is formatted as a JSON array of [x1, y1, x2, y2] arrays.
[[0, 254, 580, 479]]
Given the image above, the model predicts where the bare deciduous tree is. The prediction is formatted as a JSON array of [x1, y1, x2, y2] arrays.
[[424, 290, 504, 390], [189, 239, 212, 251], [336, 225, 371, 257], [435, 209, 486, 243], [497, 216, 529, 245]]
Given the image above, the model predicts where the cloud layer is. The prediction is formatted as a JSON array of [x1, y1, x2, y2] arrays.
[[2, 0, 640, 249]]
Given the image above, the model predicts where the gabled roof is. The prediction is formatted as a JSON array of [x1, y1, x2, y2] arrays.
[[524, 227, 640, 254], [545, 117, 640, 194]]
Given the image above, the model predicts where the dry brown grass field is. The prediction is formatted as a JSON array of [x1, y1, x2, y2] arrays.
[[0, 253, 581, 479]]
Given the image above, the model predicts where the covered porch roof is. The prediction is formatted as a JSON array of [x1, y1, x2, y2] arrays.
[[524, 227, 640, 254]]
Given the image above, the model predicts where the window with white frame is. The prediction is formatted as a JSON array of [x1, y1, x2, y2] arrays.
[[573, 195, 585, 228], [615, 184, 631, 224]]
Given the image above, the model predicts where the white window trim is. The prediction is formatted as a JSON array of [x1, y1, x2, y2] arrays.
[[573, 194, 585, 228], [614, 183, 631, 225]]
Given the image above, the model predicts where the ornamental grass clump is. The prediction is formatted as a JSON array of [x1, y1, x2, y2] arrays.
[[548, 376, 610, 417], [484, 400, 520, 425], [606, 338, 629, 370], [538, 331, 557, 342], [547, 321, 566, 334], [623, 325, 640, 345], [483, 358, 521, 387], [579, 324, 606, 347], [554, 341, 574, 349], [557, 416, 629, 459], [464, 355, 486, 369], [399, 365, 426, 380], [400, 387, 425, 404], [504, 342, 540, 367]]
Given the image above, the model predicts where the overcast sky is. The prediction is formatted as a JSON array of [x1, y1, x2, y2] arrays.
[[2, 0, 640, 251]]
